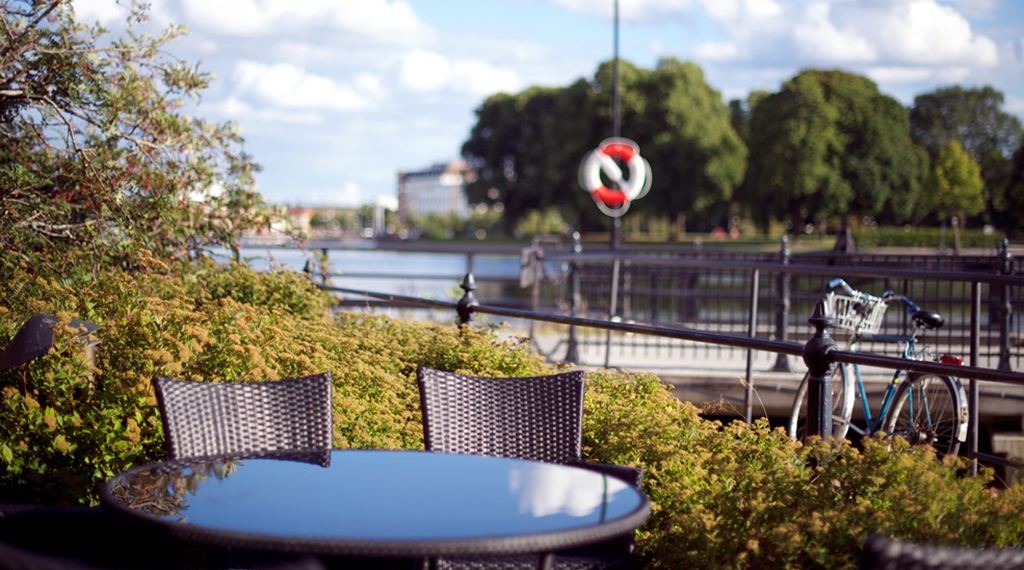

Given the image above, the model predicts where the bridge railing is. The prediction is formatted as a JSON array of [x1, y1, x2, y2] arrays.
[[318, 252, 1024, 476], [523, 237, 1021, 373]]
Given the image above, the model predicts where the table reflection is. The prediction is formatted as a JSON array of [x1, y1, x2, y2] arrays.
[[106, 459, 239, 520], [509, 463, 626, 518], [104, 450, 644, 542]]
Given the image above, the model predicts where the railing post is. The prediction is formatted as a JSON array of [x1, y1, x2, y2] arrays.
[[563, 232, 582, 363], [744, 269, 760, 424], [772, 236, 792, 372], [998, 239, 1014, 371], [457, 273, 479, 326], [604, 256, 621, 369], [319, 248, 329, 284], [970, 282, 981, 476], [802, 298, 837, 438]]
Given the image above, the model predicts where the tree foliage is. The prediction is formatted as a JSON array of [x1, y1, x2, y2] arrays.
[[0, 0, 269, 275], [1005, 141, 1024, 235], [615, 59, 747, 234], [910, 86, 1024, 230], [741, 69, 928, 231], [910, 85, 1023, 160], [461, 58, 745, 235], [928, 140, 986, 221]]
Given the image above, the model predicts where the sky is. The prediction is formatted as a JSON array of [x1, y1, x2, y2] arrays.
[[71, 0, 1024, 209]]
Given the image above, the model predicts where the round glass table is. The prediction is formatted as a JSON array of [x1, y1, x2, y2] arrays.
[[100, 450, 650, 560]]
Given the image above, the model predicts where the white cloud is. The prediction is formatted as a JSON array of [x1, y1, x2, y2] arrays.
[[71, 0, 126, 25], [864, 1, 999, 66], [734, 0, 1002, 72], [862, 66, 936, 85], [398, 49, 520, 96], [450, 60, 521, 97], [699, 0, 782, 23], [214, 96, 325, 124], [693, 41, 745, 61], [336, 182, 364, 207], [932, 66, 973, 84], [179, 0, 432, 44], [399, 49, 452, 93], [793, 2, 877, 62], [549, 0, 697, 20], [232, 61, 383, 112], [744, 0, 783, 20], [949, 0, 998, 19]]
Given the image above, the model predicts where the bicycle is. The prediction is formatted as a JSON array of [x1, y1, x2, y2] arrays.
[[787, 278, 969, 456]]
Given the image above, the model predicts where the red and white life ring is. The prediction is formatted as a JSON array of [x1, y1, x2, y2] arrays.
[[578, 138, 651, 217]]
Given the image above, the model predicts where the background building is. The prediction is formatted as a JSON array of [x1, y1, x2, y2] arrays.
[[397, 160, 475, 223]]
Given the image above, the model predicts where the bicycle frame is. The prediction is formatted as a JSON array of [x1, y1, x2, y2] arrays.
[[790, 278, 968, 453], [844, 331, 921, 438]]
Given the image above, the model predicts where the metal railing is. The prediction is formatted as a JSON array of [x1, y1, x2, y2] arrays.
[[318, 246, 1024, 476], [522, 237, 1022, 373]]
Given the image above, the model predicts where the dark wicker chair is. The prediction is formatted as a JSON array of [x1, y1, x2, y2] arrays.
[[152, 374, 335, 568], [153, 373, 334, 463], [416, 366, 643, 570], [860, 535, 1024, 570]]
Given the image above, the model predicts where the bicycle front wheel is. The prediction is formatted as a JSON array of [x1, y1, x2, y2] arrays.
[[787, 364, 854, 441], [882, 373, 966, 457]]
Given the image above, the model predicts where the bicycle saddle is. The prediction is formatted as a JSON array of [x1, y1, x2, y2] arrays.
[[911, 310, 944, 330]]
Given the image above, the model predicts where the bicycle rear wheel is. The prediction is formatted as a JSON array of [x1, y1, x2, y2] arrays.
[[882, 373, 966, 457], [787, 364, 854, 441]]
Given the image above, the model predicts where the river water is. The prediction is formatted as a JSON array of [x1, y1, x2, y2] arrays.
[[206, 245, 523, 302]]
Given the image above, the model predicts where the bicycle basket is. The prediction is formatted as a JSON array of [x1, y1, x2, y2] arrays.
[[826, 291, 887, 334]]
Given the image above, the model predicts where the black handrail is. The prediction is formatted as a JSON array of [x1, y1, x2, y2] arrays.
[[318, 257, 1024, 474]]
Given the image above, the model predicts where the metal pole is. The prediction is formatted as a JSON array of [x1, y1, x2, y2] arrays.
[[564, 232, 582, 363], [772, 236, 792, 372], [612, 0, 620, 140], [802, 298, 836, 438], [528, 248, 540, 342], [970, 282, 981, 476], [745, 269, 760, 424], [604, 256, 621, 368], [605, 0, 622, 367], [609, 0, 622, 251], [998, 239, 1013, 371]]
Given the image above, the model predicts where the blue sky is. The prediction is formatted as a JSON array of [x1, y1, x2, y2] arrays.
[[72, 0, 1024, 208]]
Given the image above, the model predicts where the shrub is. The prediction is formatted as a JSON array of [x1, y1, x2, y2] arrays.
[[583, 370, 1024, 568], [2, 253, 1023, 568], [0, 253, 547, 503]]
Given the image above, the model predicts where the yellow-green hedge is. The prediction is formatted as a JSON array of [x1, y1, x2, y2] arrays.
[[2, 252, 1023, 568]]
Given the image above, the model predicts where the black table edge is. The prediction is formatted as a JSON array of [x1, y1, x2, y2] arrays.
[[99, 450, 651, 559]]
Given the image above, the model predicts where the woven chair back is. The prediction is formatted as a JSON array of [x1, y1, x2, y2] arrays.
[[417, 367, 585, 464], [153, 373, 333, 461]]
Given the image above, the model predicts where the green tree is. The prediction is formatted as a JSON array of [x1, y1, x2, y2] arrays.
[[910, 86, 1023, 160], [462, 79, 600, 234], [462, 58, 747, 237], [1, 0, 269, 275], [742, 69, 927, 232], [910, 86, 1024, 230], [741, 72, 843, 231], [1005, 140, 1024, 236], [616, 59, 746, 239], [928, 140, 985, 252]]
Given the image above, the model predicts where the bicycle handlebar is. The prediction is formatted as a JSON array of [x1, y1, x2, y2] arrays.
[[881, 291, 922, 314], [827, 277, 856, 296], [827, 278, 922, 316]]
